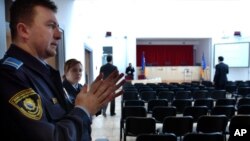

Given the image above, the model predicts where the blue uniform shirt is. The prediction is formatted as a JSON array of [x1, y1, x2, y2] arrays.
[[0, 44, 92, 141]]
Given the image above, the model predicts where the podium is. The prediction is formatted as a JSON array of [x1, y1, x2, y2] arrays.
[[138, 74, 146, 80], [183, 68, 193, 82], [125, 75, 133, 80]]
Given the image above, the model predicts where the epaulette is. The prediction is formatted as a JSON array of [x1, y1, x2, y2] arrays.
[[2, 57, 23, 70]]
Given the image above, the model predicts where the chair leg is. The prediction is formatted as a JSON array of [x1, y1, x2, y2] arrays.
[[120, 120, 123, 141], [120, 128, 122, 141], [123, 133, 126, 141]]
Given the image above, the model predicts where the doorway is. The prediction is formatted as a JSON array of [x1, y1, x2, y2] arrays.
[[84, 47, 93, 84]]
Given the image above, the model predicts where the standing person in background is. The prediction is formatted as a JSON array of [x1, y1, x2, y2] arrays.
[[214, 56, 229, 90], [63, 59, 83, 107], [0, 0, 125, 141], [125, 63, 135, 80], [100, 55, 117, 117]]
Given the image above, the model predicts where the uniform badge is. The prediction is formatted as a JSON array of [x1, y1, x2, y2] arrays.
[[51, 97, 58, 104], [3, 57, 23, 70], [9, 88, 43, 120]]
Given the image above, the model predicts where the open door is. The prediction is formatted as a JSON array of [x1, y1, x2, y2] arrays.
[[84, 46, 93, 84]]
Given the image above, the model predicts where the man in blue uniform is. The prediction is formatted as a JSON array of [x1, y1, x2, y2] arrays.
[[0, 0, 125, 141]]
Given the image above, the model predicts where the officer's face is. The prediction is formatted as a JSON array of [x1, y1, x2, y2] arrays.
[[65, 63, 83, 84], [27, 6, 61, 60]]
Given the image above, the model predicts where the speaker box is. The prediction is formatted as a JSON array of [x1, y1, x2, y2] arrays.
[[106, 32, 112, 37]]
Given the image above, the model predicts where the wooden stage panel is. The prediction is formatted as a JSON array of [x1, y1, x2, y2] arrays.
[[136, 66, 208, 83]]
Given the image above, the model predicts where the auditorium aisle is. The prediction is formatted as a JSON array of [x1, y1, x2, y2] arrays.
[[91, 96, 136, 141]]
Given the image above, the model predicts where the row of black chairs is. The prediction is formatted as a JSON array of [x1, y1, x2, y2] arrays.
[[120, 105, 250, 140], [123, 115, 250, 141], [122, 104, 250, 123], [124, 81, 250, 99], [125, 80, 250, 89], [122, 90, 232, 103], [136, 132, 225, 141], [123, 98, 250, 114]]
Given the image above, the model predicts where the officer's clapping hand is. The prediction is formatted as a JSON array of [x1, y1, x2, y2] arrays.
[[75, 70, 125, 115]]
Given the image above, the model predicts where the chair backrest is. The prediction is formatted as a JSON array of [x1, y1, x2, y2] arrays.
[[188, 86, 200, 94], [156, 88, 169, 94], [237, 98, 250, 107], [225, 85, 237, 94], [192, 90, 209, 100], [172, 99, 192, 113], [147, 99, 168, 113], [237, 87, 250, 97], [229, 115, 250, 141], [216, 98, 236, 106], [152, 106, 176, 123], [122, 91, 139, 101], [211, 106, 236, 119], [191, 81, 200, 86], [211, 90, 226, 100], [201, 81, 213, 87], [197, 115, 228, 134], [121, 106, 147, 121], [123, 85, 137, 91], [124, 100, 145, 107], [124, 117, 156, 138], [138, 87, 154, 93], [134, 83, 144, 88], [158, 91, 174, 102], [162, 116, 193, 137], [183, 106, 208, 122], [235, 80, 244, 87], [194, 99, 214, 111], [183, 132, 225, 141], [237, 105, 250, 115], [171, 87, 185, 93], [175, 90, 192, 100], [140, 91, 157, 102], [136, 133, 177, 141]]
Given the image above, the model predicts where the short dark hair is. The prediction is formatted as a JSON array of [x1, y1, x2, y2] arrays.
[[10, 0, 57, 40], [218, 56, 224, 62], [106, 55, 112, 62]]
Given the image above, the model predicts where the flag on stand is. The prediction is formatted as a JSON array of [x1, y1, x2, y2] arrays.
[[141, 52, 146, 76], [201, 53, 206, 80]]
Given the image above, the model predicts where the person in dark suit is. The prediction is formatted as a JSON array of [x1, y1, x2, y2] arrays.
[[214, 56, 229, 90], [62, 59, 83, 107], [100, 55, 117, 116], [125, 63, 135, 80], [0, 0, 125, 141]]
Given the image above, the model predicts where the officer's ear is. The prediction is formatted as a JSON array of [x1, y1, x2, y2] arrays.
[[16, 23, 30, 41]]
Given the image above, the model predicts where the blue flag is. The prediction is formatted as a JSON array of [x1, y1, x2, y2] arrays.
[[141, 52, 146, 74], [201, 53, 206, 80], [202, 53, 206, 70]]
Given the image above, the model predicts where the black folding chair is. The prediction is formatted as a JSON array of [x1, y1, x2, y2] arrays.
[[229, 115, 250, 141], [147, 99, 168, 113], [120, 106, 147, 141], [197, 115, 228, 134], [162, 116, 193, 140], [136, 133, 177, 141], [183, 106, 208, 122], [183, 132, 225, 141], [124, 117, 156, 141], [152, 106, 176, 123]]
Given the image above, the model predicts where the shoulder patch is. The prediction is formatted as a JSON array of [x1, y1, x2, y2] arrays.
[[9, 88, 43, 120], [3, 57, 23, 70]]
